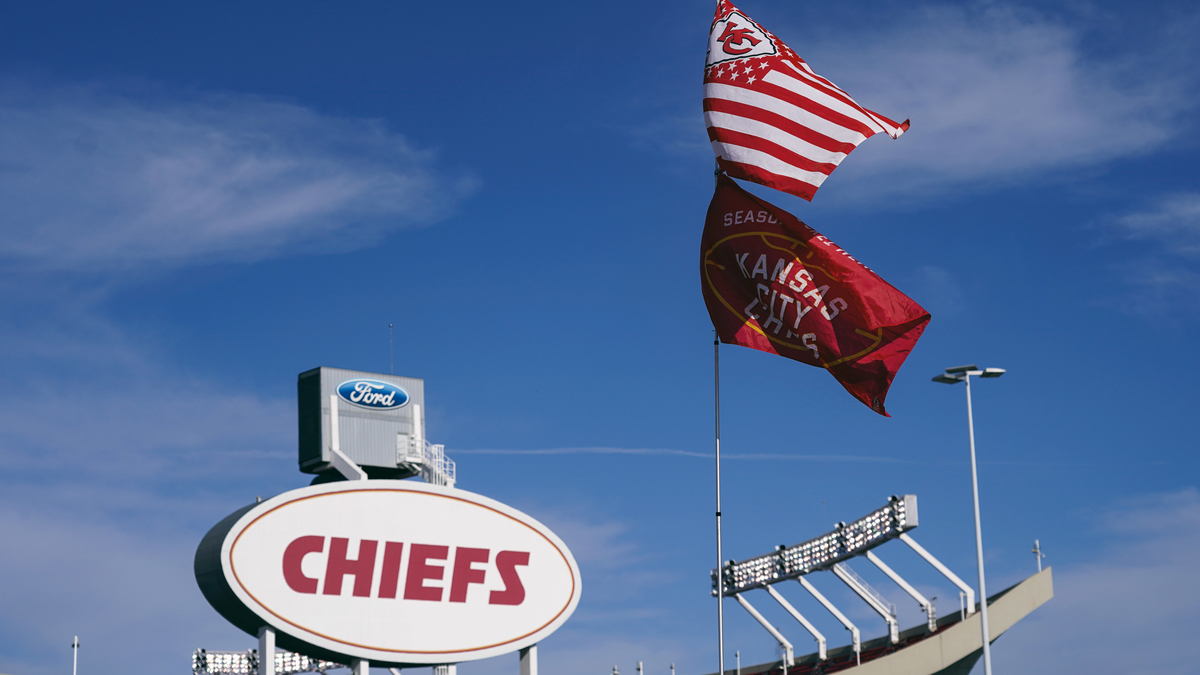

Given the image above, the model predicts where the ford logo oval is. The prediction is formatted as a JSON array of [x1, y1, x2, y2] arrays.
[[336, 379, 409, 410]]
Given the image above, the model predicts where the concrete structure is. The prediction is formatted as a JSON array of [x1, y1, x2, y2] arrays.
[[705, 568, 1053, 675]]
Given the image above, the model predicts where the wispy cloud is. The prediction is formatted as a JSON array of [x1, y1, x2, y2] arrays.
[[1096, 194, 1200, 315], [810, 4, 1194, 201], [904, 266, 964, 315], [1110, 193, 1200, 256], [995, 488, 1200, 674], [0, 294, 295, 483], [0, 79, 475, 273]]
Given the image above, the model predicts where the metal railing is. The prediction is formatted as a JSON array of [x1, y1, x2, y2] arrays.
[[399, 438, 456, 487], [421, 442, 456, 487]]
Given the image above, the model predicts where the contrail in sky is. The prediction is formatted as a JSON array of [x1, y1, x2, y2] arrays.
[[452, 447, 1163, 467], [452, 447, 921, 463]]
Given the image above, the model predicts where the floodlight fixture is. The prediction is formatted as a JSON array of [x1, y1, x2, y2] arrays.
[[980, 368, 1006, 378], [944, 364, 978, 374], [711, 495, 917, 596], [932, 373, 963, 384], [193, 650, 345, 675]]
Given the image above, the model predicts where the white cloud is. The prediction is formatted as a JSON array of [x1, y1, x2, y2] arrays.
[[0, 489, 256, 675], [804, 4, 1194, 202], [0, 297, 295, 480], [1094, 195, 1200, 314], [0, 379, 294, 478], [0, 80, 475, 272], [1111, 193, 1200, 256], [992, 488, 1200, 675]]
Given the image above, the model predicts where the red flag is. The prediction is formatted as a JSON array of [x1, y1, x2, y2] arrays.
[[701, 174, 930, 415], [704, 0, 909, 201]]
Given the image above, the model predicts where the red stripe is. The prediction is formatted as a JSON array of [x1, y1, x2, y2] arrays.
[[707, 76, 879, 138], [752, 74, 880, 138], [779, 63, 865, 113], [865, 109, 909, 133], [782, 61, 908, 137], [703, 97, 857, 156], [718, 158, 818, 202], [707, 126, 836, 176], [782, 66, 907, 136]]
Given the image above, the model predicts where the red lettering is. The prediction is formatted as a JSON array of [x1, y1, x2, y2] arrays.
[[376, 542, 405, 599], [322, 537, 378, 597], [283, 537, 529, 605], [404, 544, 449, 601], [282, 535, 325, 594], [489, 550, 530, 605], [449, 547, 490, 603]]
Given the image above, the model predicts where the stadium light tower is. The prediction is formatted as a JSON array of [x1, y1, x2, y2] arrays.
[[933, 364, 1004, 675]]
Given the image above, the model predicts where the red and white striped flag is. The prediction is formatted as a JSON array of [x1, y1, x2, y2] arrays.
[[704, 0, 909, 201]]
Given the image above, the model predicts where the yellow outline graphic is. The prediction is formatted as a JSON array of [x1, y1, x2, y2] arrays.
[[703, 231, 884, 367]]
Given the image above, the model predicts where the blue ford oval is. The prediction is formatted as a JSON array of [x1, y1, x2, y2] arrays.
[[336, 379, 409, 410]]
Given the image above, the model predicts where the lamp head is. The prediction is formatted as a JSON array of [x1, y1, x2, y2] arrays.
[[944, 364, 978, 374], [981, 367, 1006, 378], [932, 373, 964, 384]]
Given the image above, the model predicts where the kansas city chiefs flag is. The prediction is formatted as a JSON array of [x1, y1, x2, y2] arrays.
[[701, 174, 930, 415], [704, 0, 908, 202]]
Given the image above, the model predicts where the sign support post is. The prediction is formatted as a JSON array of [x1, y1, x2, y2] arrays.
[[519, 645, 537, 675], [257, 627, 275, 675]]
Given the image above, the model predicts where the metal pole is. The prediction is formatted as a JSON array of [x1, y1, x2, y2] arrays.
[[519, 645, 537, 675], [715, 335, 725, 675], [258, 627, 275, 675], [72, 636, 79, 675], [964, 374, 993, 675], [389, 323, 394, 375]]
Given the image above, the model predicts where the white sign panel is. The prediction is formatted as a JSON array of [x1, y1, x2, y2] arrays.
[[203, 481, 581, 664]]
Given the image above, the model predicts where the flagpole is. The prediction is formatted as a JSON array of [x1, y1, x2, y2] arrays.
[[714, 332, 725, 675], [713, 145, 726, 675]]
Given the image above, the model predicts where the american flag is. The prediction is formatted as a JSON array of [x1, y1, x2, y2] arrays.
[[704, 0, 909, 201]]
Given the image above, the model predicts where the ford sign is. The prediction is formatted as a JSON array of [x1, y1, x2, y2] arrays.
[[336, 379, 409, 410], [195, 481, 581, 666]]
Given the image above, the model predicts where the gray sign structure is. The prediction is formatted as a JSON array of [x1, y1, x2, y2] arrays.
[[297, 367, 428, 481]]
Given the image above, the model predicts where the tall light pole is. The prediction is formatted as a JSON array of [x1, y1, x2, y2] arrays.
[[933, 364, 1004, 675]]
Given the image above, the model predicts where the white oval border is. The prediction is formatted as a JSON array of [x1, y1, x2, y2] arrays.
[[219, 481, 581, 664]]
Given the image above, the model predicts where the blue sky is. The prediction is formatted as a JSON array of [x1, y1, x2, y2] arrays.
[[1, 1, 1199, 675]]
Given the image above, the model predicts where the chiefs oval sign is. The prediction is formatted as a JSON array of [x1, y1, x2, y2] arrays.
[[195, 481, 581, 665]]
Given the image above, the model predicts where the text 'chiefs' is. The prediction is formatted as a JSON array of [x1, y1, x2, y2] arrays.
[[282, 536, 531, 605]]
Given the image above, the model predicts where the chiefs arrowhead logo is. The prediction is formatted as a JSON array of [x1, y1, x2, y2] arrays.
[[718, 23, 761, 55], [706, 11, 776, 68]]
